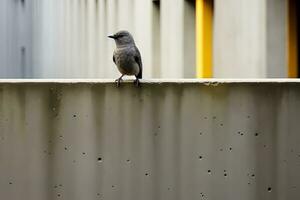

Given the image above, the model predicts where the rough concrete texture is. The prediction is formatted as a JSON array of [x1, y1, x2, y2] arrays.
[[0, 80, 300, 200]]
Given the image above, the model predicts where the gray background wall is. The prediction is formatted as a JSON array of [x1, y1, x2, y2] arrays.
[[0, 0, 291, 78], [0, 80, 300, 200], [213, 0, 287, 78]]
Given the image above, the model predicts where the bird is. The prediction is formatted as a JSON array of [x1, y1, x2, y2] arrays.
[[108, 30, 143, 87]]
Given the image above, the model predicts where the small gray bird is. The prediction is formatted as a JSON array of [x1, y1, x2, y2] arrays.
[[108, 30, 142, 87]]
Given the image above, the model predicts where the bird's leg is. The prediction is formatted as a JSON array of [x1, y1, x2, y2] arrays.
[[134, 77, 140, 87], [115, 74, 124, 87]]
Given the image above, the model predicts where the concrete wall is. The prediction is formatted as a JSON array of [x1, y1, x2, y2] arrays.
[[0, 80, 300, 200], [214, 0, 287, 78]]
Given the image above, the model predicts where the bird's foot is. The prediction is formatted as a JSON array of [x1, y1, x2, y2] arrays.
[[134, 78, 141, 87], [115, 77, 123, 87]]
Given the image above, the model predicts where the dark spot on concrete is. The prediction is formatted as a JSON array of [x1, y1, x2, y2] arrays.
[[199, 156, 203, 160], [255, 133, 259, 136], [64, 147, 67, 150], [208, 170, 211, 174], [97, 157, 102, 162], [224, 173, 227, 177], [268, 187, 272, 192]]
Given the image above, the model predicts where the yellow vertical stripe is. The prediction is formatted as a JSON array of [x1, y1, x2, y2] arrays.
[[196, 0, 213, 78], [288, 0, 298, 78]]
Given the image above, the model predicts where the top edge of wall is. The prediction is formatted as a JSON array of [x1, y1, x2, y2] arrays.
[[0, 79, 299, 84]]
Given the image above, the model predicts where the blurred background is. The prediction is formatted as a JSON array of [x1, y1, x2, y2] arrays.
[[0, 0, 298, 78]]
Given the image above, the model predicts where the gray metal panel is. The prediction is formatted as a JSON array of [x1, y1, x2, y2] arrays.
[[0, 80, 300, 200]]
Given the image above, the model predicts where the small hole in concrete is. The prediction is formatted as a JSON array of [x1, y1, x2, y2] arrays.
[[199, 132, 203, 135], [208, 170, 211, 174], [220, 148, 223, 151], [9, 182, 12, 185], [112, 185, 115, 188], [224, 173, 227, 177], [64, 147, 67, 150], [199, 156, 203, 160], [73, 114, 77, 118], [126, 159, 131, 163], [57, 194, 61, 197], [255, 133, 259, 136], [97, 157, 102, 162], [251, 174, 255, 177], [54, 185, 58, 188], [97, 193, 100, 196], [268, 187, 272, 192], [229, 147, 232, 151], [145, 173, 149, 176], [82, 152, 86, 155]]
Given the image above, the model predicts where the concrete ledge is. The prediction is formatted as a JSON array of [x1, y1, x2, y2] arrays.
[[0, 78, 299, 83]]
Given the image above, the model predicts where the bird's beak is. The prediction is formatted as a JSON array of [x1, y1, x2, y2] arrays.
[[108, 35, 115, 39]]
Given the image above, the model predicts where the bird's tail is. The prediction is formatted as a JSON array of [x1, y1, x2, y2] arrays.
[[137, 70, 142, 79]]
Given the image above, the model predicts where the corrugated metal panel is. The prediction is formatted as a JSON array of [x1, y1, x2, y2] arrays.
[[0, 0, 197, 79], [0, 80, 300, 200]]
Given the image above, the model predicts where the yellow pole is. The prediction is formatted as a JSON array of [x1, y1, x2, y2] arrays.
[[288, 0, 298, 78], [196, 0, 213, 78]]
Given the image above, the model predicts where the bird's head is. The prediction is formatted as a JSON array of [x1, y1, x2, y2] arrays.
[[108, 30, 135, 47]]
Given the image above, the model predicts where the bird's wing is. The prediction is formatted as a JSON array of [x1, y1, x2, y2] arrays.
[[113, 54, 116, 64], [134, 46, 143, 79]]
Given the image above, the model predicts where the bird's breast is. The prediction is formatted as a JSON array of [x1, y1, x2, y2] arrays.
[[114, 48, 139, 76]]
